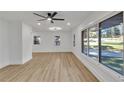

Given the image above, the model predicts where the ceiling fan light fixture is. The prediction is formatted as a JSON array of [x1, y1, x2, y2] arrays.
[[33, 12, 64, 24], [47, 17, 52, 21]]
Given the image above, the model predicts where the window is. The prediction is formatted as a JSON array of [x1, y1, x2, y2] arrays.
[[34, 36, 41, 45], [82, 29, 88, 55], [73, 34, 76, 47], [81, 12, 124, 75], [88, 25, 99, 61], [99, 12, 124, 74], [55, 36, 61, 46]]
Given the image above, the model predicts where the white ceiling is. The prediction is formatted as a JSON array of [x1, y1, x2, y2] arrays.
[[0, 11, 110, 31]]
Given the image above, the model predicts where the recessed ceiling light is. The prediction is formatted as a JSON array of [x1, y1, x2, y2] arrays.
[[37, 23, 41, 25], [67, 22, 71, 26], [49, 27, 62, 31]]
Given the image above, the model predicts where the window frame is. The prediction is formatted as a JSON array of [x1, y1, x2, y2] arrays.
[[81, 29, 88, 55], [99, 12, 124, 75], [88, 24, 99, 61]]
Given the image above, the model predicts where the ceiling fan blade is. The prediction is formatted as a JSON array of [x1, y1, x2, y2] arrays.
[[37, 19, 46, 21], [33, 13, 47, 18], [52, 18, 64, 21], [51, 20, 54, 23], [48, 13, 51, 17], [51, 12, 58, 17]]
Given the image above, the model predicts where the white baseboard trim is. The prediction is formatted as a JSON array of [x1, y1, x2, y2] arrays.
[[72, 51, 124, 82]]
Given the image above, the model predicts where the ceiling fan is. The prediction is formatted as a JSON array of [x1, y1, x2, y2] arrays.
[[33, 12, 65, 23]]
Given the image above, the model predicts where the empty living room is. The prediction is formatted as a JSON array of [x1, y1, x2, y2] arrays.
[[1, 0, 124, 93], [0, 11, 124, 82]]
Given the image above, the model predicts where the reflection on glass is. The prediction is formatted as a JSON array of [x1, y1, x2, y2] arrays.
[[100, 12, 123, 74], [88, 26, 98, 61]]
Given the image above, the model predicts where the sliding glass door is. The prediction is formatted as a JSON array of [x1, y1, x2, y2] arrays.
[[99, 12, 124, 74]]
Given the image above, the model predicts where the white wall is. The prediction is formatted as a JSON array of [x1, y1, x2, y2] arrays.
[[22, 23, 32, 63], [0, 19, 10, 68], [9, 22, 33, 64], [0, 19, 33, 68], [33, 30, 72, 52], [0, 19, 23, 68], [72, 11, 124, 81], [8, 21, 22, 64]]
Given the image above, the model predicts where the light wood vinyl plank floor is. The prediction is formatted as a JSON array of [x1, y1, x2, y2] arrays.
[[0, 52, 98, 82]]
